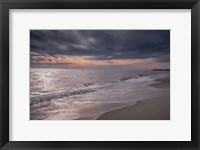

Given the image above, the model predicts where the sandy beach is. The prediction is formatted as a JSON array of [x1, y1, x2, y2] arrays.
[[97, 77, 170, 120], [30, 30, 170, 120]]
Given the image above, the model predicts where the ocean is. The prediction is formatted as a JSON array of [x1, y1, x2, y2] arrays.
[[30, 68, 170, 120]]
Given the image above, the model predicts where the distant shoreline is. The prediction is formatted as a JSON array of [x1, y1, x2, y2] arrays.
[[152, 69, 170, 71]]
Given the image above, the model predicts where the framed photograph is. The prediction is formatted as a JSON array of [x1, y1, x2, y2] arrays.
[[0, 0, 199, 149]]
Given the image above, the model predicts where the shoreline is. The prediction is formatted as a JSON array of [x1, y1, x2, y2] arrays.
[[148, 77, 170, 89], [97, 77, 170, 120]]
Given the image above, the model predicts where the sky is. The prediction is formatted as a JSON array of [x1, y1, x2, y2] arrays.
[[30, 30, 170, 69]]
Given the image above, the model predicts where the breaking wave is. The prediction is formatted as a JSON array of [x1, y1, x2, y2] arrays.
[[30, 75, 146, 106]]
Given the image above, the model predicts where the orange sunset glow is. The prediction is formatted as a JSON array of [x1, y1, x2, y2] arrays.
[[30, 30, 170, 69]]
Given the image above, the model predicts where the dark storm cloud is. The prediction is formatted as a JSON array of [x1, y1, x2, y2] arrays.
[[30, 30, 170, 62]]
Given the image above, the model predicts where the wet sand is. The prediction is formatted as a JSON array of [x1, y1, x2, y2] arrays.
[[148, 77, 170, 89], [97, 77, 170, 120]]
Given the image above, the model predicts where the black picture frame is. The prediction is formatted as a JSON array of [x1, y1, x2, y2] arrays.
[[0, 0, 199, 149]]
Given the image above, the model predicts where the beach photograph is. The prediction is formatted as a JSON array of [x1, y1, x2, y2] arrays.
[[30, 30, 170, 120]]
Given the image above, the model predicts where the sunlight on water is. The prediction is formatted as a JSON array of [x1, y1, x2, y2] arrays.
[[30, 68, 169, 120]]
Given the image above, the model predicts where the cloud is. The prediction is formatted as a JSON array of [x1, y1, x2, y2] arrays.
[[30, 30, 170, 68]]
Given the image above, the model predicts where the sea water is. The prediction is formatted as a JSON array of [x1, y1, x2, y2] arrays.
[[30, 68, 170, 120]]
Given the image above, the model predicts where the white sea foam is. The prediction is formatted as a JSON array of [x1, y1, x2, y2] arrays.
[[30, 68, 169, 120]]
